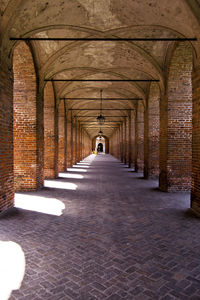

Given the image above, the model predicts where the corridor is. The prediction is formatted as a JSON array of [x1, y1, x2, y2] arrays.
[[0, 154, 200, 299]]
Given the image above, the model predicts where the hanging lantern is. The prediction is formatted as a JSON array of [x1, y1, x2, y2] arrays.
[[98, 129, 103, 136], [97, 89, 106, 125]]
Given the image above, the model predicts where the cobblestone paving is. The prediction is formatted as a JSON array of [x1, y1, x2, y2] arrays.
[[1, 154, 200, 299]]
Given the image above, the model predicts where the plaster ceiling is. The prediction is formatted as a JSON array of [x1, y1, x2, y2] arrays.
[[1, 0, 200, 137]]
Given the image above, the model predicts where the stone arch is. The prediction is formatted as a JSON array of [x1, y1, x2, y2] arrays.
[[159, 42, 193, 191], [13, 42, 41, 191]]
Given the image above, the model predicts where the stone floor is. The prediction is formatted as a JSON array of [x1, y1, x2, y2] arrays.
[[1, 154, 200, 299]]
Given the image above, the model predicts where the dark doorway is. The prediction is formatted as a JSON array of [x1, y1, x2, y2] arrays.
[[97, 143, 103, 152]]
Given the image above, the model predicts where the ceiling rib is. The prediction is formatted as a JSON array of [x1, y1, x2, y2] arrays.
[[46, 79, 159, 82], [61, 98, 143, 100], [74, 115, 127, 117], [68, 109, 134, 111], [10, 37, 197, 41]]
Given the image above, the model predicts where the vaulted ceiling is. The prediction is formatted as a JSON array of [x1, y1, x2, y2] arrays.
[[1, 0, 200, 138]]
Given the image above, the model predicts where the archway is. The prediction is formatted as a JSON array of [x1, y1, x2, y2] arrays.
[[92, 135, 109, 154], [97, 142, 104, 153]]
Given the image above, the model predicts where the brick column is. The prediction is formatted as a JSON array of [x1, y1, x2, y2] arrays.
[[124, 118, 127, 164], [64, 102, 67, 171], [120, 124, 123, 162], [44, 82, 57, 179], [118, 128, 121, 159], [137, 102, 144, 172], [14, 42, 44, 191], [134, 108, 138, 172], [71, 112, 74, 166], [0, 63, 14, 211], [128, 112, 132, 168], [66, 111, 72, 168], [73, 118, 77, 164], [191, 66, 200, 214], [159, 43, 192, 191], [58, 101, 65, 172], [144, 83, 160, 179]]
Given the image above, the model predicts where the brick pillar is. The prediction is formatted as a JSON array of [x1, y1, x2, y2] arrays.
[[80, 127, 83, 160], [159, 43, 192, 191], [73, 118, 76, 164], [137, 102, 144, 172], [71, 114, 74, 165], [145, 83, 160, 179], [58, 101, 65, 172], [131, 111, 136, 169], [118, 128, 121, 159], [66, 111, 72, 167], [120, 124, 123, 162], [134, 108, 138, 172], [44, 82, 58, 179], [64, 103, 67, 171], [191, 66, 200, 214], [14, 42, 44, 191], [78, 122, 81, 162], [128, 112, 132, 168], [0, 63, 14, 211], [124, 118, 127, 164]]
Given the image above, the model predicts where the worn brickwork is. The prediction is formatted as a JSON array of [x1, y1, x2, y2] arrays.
[[124, 119, 127, 164], [160, 43, 192, 192], [130, 110, 135, 169], [66, 112, 72, 167], [0, 63, 14, 211], [44, 82, 57, 179], [110, 129, 120, 159], [144, 83, 160, 179], [137, 102, 144, 172], [120, 124, 123, 162], [191, 66, 200, 214], [82, 130, 91, 158], [13, 42, 38, 191], [58, 101, 65, 172], [134, 108, 139, 172], [72, 118, 77, 165]]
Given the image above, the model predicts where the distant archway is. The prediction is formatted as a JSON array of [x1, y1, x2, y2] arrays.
[[92, 135, 109, 153], [97, 142, 104, 153]]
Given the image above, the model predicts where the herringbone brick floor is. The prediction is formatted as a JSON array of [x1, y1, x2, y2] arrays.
[[1, 154, 200, 299]]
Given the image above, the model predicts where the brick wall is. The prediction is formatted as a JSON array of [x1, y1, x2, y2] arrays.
[[0, 63, 14, 211], [191, 66, 200, 214], [160, 42, 192, 191], [144, 83, 160, 179], [58, 101, 65, 172], [44, 82, 58, 179], [13, 42, 38, 191]]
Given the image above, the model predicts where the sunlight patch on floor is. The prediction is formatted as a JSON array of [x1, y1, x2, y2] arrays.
[[0, 241, 25, 300], [73, 165, 90, 169], [59, 173, 84, 179], [15, 193, 65, 216], [44, 180, 78, 190], [67, 168, 87, 173]]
